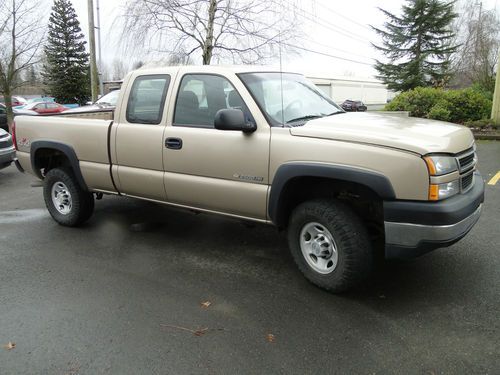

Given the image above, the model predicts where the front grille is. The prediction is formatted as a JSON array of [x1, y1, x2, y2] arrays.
[[456, 148, 476, 173], [461, 172, 474, 192], [459, 153, 474, 168]]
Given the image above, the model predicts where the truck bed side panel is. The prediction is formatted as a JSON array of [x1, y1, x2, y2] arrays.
[[15, 115, 116, 193]]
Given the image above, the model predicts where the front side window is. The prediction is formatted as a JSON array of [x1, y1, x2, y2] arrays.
[[239, 72, 342, 126], [126, 75, 170, 124], [174, 74, 252, 128]]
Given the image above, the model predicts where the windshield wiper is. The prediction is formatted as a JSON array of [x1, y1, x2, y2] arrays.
[[286, 115, 323, 124]]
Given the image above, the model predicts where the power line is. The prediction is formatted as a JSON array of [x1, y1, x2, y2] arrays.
[[212, 21, 375, 66], [314, 1, 374, 32], [280, 42, 374, 66], [305, 37, 376, 61], [283, 0, 372, 45]]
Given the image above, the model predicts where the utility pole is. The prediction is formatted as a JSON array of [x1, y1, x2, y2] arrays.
[[491, 50, 500, 124], [96, 0, 104, 96], [88, 0, 99, 101]]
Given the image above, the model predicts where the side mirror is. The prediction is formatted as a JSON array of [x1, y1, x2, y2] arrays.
[[214, 109, 256, 133]]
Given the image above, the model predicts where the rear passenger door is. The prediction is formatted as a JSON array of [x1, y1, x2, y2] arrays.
[[163, 73, 270, 220], [114, 74, 171, 200]]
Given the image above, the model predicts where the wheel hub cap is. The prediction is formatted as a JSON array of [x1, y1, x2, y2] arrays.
[[51, 182, 72, 215], [299, 222, 338, 274]]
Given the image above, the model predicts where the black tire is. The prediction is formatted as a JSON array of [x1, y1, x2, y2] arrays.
[[43, 167, 94, 226], [287, 199, 373, 293]]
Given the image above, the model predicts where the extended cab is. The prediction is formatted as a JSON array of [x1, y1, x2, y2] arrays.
[[13, 66, 484, 292]]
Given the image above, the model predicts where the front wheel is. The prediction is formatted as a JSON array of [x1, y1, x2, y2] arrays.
[[43, 168, 94, 226], [287, 199, 373, 293]]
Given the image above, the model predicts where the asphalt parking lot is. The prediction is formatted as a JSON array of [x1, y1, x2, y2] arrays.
[[0, 141, 499, 374]]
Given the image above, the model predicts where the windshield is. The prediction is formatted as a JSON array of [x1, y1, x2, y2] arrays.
[[238, 72, 342, 126], [96, 90, 120, 106]]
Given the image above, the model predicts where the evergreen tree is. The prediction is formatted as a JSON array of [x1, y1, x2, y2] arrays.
[[372, 0, 458, 91], [43, 0, 90, 104]]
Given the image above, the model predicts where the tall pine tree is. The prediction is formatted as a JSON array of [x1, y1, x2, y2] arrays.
[[43, 0, 90, 104], [372, 0, 458, 92]]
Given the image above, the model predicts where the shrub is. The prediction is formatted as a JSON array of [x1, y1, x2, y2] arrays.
[[428, 101, 451, 122], [385, 86, 492, 124], [443, 89, 491, 123], [464, 119, 495, 128], [385, 87, 445, 118]]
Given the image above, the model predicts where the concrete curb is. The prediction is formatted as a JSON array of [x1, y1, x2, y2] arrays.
[[472, 132, 500, 140]]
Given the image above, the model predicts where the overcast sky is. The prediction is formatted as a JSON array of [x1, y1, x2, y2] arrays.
[[65, 0, 499, 79]]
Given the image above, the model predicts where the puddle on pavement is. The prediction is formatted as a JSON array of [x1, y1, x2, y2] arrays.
[[0, 209, 48, 224]]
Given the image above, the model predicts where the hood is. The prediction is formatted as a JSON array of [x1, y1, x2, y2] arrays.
[[289, 112, 474, 155]]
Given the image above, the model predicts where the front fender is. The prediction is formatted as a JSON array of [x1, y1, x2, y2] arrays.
[[268, 162, 395, 227]]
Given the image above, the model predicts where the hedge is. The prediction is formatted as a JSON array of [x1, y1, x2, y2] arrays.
[[385, 87, 492, 124]]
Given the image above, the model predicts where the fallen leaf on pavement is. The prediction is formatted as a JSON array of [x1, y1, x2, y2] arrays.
[[200, 301, 212, 308], [266, 334, 275, 343], [3, 342, 16, 350], [194, 328, 209, 336]]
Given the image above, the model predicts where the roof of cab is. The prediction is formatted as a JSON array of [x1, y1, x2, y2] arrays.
[[129, 64, 300, 76]]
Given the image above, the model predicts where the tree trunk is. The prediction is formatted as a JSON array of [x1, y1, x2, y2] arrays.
[[4, 90, 14, 132], [202, 0, 217, 65], [491, 50, 500, 124]]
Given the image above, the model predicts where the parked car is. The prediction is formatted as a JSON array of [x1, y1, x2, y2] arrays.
[[0, 103, 25, 130], [13, 65, 484, 293], [65, 90, 120, 114], [0, 96, 27, 107], [0, 103, 8, 132], [0, 128, 15, 170], [15, 102, 67, 115], [341, 100, 367, 112]]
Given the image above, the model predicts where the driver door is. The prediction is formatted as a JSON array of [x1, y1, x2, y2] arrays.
[[163, 73, 270, 220]]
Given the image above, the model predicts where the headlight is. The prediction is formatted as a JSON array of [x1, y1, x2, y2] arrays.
[[424, 155, 458, 176], [429, 180, 460, 200]]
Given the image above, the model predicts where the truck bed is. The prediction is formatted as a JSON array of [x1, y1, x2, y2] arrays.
[[15, 115, 116, 193]]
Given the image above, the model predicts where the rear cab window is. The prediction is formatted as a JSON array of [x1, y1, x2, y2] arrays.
[[126, 75, 171, 124]]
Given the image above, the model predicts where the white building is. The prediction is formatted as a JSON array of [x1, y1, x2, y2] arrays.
[[306, 74, 393, 106]]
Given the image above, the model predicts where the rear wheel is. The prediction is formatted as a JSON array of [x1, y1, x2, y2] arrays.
[[288, 199, 373, 293], [43, 168, 94, 226]]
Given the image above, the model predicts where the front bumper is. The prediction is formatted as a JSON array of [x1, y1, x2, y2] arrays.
[[0, 145, 16, 169], [384, 172, 485, 259]]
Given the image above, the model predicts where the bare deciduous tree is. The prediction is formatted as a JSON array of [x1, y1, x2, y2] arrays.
[[112, 59, 128, 80], [0, 0, 45, 129], [119, 0, 301, 65], [451, 1, 500, 91]]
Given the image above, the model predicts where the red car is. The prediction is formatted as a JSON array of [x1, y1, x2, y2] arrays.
[[15, 102, 67, 115]]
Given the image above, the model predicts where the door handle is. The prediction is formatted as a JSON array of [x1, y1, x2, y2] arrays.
[[165, 137, 183, 150]]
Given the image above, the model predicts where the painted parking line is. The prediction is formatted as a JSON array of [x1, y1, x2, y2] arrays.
[[487, 171, 500, 185]]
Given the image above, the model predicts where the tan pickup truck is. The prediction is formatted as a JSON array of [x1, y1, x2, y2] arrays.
[[12, 66, 484, 292]]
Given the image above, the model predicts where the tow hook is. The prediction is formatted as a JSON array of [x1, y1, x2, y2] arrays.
[[95, 192, 103, 200]]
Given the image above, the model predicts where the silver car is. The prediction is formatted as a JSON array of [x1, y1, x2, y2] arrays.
[[0, 128, 15, 170]]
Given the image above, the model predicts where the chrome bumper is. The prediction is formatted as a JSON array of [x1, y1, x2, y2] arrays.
[[385, 204, 482, 247]]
